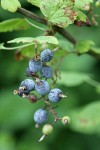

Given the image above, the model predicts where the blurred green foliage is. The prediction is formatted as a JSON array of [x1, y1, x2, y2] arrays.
[[0, 1, 100, 150]]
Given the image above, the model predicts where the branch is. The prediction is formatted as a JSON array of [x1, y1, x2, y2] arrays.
[[17, 7, 47, 25], [17, 7, 76, 44], [17, 7, 100, 59], [55, 26, 77, 45]]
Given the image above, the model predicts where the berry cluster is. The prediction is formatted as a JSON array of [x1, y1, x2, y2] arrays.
[[14, 48, 70, 141]]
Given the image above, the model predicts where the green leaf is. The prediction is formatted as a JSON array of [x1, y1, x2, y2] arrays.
[[25, 18, 45, 30], [0, 18, 31, 32], [0, 43, 34, 50], [0, 89, 35, 130], [70, 101, 100, 134], [90, 47, 100, 55], [20, 45, 35, 58], [40, 0, 78, 27], [58, 71, 90, 86], [76, 10, 87, 22], [1, 0, 21, 13], [27, 0, 42, 7], [0, 133, 15, 150], [8, 36, 59, 45], [0, 36, 58, 50], [75, 40, 95, 53], [74, 0, 93, 10], [0, 43, 4, 50]]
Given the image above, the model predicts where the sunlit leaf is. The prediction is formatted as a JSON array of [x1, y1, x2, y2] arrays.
[[8, 36, 59, 45], [0, 18, 30, 32], [27, 0, 42, 7], [0, 43, 34, 50], [76, 10, 87, 22], [74, 0, 93, 10], [40, 0, 78, 27], [1, 0, 21, 12]]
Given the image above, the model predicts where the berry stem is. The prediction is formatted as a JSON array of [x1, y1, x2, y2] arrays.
[[34, 43, 38, 59], [44, 98, 61, 122]]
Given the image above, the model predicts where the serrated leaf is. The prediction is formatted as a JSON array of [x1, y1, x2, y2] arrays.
[[58, 71, 90, 86], [1, 0, 21, 13], [0, 18, 31, 32], [74, 0, 93, 10], [70, 101, 100, 134], [8, 36, 59, 45], [75, 40, 95, 53], [40, 0, 78, 27], [27, 0, 42, 7]]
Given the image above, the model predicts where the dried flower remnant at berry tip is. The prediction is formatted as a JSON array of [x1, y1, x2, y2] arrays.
[[14, 46, 70, 142]]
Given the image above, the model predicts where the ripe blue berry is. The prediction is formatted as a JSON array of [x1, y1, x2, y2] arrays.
[[48, 88, 63, 102], [34, 109, 47, 124], [29, 59, 42, 73], [26, 66, 33, 77], [20, 79, 35, 92], [40, 49, 53, 62], [40, 66, 53, 79], [35, 79, 50, 96]]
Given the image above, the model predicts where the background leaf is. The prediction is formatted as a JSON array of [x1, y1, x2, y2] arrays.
[[0, 18, 31, 32], [40, 0, 78, 27], [76, 10, 87, 22], [1, 0, 21, 13], [58, 71, 91, 86], [8, 36, 59, 45], [90, 47, 100, 55], [75, 40, 95, 53], [74, 0, 93, 10], [70, 101, 100, 134], [27, 0, 42, 7]]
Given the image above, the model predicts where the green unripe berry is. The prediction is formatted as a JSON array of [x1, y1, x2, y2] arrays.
[[62, 116, 70, 125], [42, 124, 53, 135], [95, 0, 100, 7]]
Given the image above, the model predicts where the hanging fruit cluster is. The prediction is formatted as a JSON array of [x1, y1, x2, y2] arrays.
[[14, 46, 70, 141]]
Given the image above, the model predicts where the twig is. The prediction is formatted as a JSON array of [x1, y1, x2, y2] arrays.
[[17, 7, 76, 44], [44, 99, 62, 121], [17, 7, 100, 59], [17, 7, 47, 25]]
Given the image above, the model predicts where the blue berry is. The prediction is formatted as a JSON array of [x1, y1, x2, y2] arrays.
[[20, 79, 35, 92], [35, 79, 50, 96], [48, 88, 63, 102], [34, 109, 47, 124], [40, 66, 53, 79], [26, 66, 33, 77], [29, 59, 42, 73], [40, 49, 53, 62]]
